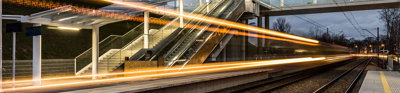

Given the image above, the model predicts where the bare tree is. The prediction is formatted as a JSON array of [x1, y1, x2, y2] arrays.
[[272, 18, 291, 33], [308, 26, 323, 39], [380, 8, 400, 54]]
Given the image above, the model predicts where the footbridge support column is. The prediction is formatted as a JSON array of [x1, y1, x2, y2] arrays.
[[257, 16, 263, 60], [179, 0, 184, 28], [264, 14, 270, 58], [32, 24, 42, 85], [144, 11, 150, 49], [92, 25, 100, 80], [242, 19, 248, 61]]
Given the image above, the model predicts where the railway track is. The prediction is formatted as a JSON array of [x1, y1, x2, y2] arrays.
[[268, 57, 372, 93], [313, 57, 372, 93], [214, 57, 373, 93]]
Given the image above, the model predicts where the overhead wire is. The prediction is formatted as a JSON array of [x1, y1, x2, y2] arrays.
[[332, 0, 373, 38], [342, 0, 377, 37], [267, 1, 346, 35]]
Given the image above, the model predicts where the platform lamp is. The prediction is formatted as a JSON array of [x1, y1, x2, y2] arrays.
[[6, 22, 23, 88]]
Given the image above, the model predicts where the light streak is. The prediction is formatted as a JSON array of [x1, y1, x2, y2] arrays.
[[2, 57, 323, 85], [103, 0, 319, 44], [4, 0, 319, 46], [4, 0, 319, 44], [3, 57, 325, 92]]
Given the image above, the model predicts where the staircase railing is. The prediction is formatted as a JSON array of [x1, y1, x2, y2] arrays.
[[99, 1, 220, 73], [184, 0, 245, 66], [74, 16, 171, 75], [163, 0, 231, 66]]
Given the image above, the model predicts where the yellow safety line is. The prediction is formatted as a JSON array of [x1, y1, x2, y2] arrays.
[[380, 71, 392, 93]]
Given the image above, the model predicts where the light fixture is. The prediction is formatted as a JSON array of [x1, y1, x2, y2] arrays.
[[58, 16, 78, 21], [57, 27, 81, 31]]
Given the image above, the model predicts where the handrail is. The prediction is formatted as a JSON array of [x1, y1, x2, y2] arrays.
[[146, 2, 218, 61], [93, 1, 217, 73], [162, 3, 223, 62], [116, 3, 209, 57], [74, 0, 193, 74], [74, 0, 173, 61], [143, 2, 222, 61], [74, 17, 158, 74], [182, 0, 244, 67], [172, 0, 237, 66], [164, 0, 230, 66]]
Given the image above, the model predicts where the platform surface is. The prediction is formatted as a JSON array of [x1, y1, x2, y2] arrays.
[[360, 71, 400, 93]]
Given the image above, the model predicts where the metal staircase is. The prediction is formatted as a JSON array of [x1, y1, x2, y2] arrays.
[[163, 0, 246, 67], [75, 0, 225, 75]]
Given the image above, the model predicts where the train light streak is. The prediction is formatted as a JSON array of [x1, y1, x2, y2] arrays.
[[103, 0, 319, 44], [2, 57, 323, 85], [4, 0, 319, 46], [3, 57, 325, 92]]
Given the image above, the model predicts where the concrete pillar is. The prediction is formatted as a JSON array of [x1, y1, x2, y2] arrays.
[[206, 0, 210, 12], [144, 11, 150, 49], [179, 0, 184, 28], [12, 32, 16, 88], [257, 16, 263, 60], [32, 24, 42, 85], [0, 0, 3, 90], [92, 26, 99, 80], [264, 15, 270, 58], [242, 19, 248, 61]]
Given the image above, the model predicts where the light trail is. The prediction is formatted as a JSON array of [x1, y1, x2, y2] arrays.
[[103, 0, 319, 44], [4, 0, 319, 46], [3, 57, 325, 92], [4, 0, 319, 44], [2, 57, 322, 85]]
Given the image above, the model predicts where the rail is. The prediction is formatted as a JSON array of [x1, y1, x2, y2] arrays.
[[313, 57, 372, 93], [345, 57, 373, 93]]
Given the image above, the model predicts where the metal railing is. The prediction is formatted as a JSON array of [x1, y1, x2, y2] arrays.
[[261, 0, 377, 7], [85, 0, 224, 74], [183, 0, 245, 66], [103, 0, 224, 72], [163, 0, 232, 66]]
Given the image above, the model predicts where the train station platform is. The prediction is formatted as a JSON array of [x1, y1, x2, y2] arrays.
[[360, 71, 400, 93]]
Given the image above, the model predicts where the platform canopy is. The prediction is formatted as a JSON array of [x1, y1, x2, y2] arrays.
[[3, 0, 171, 29]]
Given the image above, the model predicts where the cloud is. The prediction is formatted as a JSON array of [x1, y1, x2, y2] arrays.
[[268, 9, 385, 40]]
